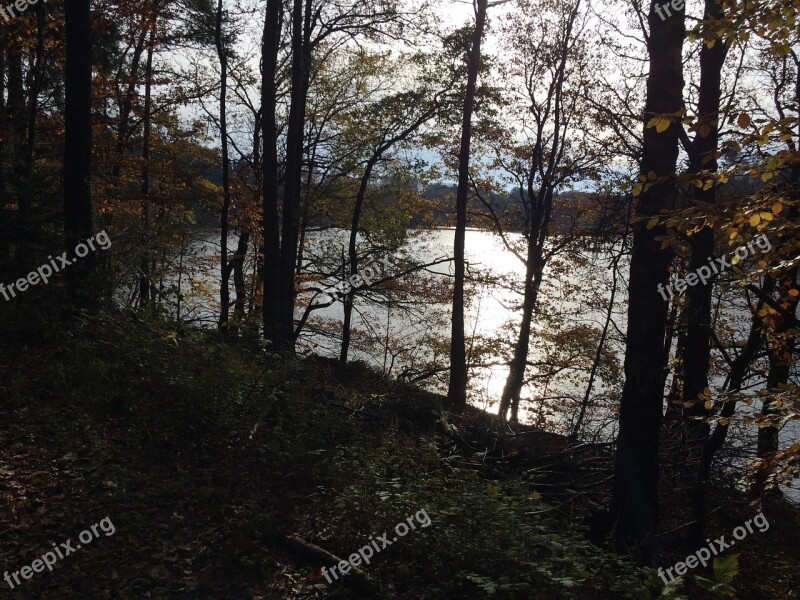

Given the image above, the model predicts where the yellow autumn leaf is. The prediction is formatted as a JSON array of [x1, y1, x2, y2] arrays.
[[760, 212, 773, 221], [704, 399, 713, 410], [788, 289, 799, 298], [656, 118, 670, 133], [773, 202, 783, 214], [647, 215, 660, 229], [633, 183, 643, 197], [749, 214, 761, 226]]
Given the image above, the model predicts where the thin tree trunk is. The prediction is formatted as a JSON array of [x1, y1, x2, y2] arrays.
[[296, 210, 307, 276], [233, 230, 250, 320], [340, 155, 380, 365], [7, 43, 24, 263], [498, 186, 553, 421], [691, 277, 773, 543], [216, 0, 232, 335], [448, 0, 488, 410], [138, 20, 156, 307], [756, 205, 799, 470], [112, 3, 150, 178], [681, 0, 729, 443], [573, 251, 622, 439]]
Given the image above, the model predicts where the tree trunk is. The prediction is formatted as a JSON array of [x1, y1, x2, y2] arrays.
[[340, 156, 380, 365], [691, 277, 773, 543], [757, 207, 799, 461], [498, 184, 553, 421], [0, 35, 6, 263], [448, 0, 488, 409], [262, 0, 283, 343], [15, 2, 47, 271], [138, 20, 156, 307], [233, 230, 250, 320], [112, 3, 150, 178], [757, 80, 800, 459], [216, 0, 232, 335], [7, 42, 24, 264], [610, 0, 685, 564], [572, 249, 623, 440], [681, 0, 729, 443], [64, 0, 95, 302], [276, 0, 310, 350]]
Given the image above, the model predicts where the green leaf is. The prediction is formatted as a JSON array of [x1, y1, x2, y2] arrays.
[[713, 553, 739, 584]]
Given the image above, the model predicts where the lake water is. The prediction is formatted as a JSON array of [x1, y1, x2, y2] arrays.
[[164, 227, 798, 499]]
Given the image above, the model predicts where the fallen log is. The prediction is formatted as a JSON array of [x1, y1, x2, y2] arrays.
[[277, 533, 389, 598]]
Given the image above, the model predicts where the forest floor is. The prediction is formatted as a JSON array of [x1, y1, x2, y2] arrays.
[[1, 308, 800, 599]]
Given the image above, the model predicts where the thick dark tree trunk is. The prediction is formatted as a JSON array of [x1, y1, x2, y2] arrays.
[[15, 2, 47, 270], [64, 0, 95, 302], [448, 0, 488, 410], [277, 0, 313, 351], [0, 36, 6, 263], [610, 0, 685, 564], [261, 0, 283, 343]]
